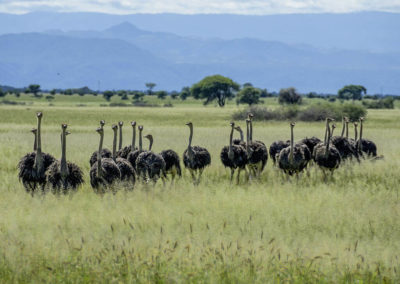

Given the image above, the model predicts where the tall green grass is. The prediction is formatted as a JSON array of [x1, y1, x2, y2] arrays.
[[0, 104, 399, 283]]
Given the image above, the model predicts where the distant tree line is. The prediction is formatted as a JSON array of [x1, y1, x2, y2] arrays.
[[1, 78, 399, 110]]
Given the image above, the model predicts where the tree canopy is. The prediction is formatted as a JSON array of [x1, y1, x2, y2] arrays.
[[338, 85, 367, 100], [191, 75, 240, 107], [237, 86, 262, 106], [25, 84, 41, 97], [278, 87, 302, 105]]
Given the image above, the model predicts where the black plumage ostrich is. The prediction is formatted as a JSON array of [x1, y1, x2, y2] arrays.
[[160, 147, 182, 183], [278, 122, 310, 176], [331, 117, 358, 161], [127, 125, 144, 168], [90, 127, 121, 192], [135, 134, 166, 184], [111, 124, 135, 184], [89, 120, 112, 166], [313, 119, 341, 177], [298, 137, 321, 156], [117, 121, 137, 159], [357, 117, 379, 158], [269, 140, 290, 166], [45, 124, 84, 193], [220, 122, 248, 183], [18, 112, 55, 193], [245, 119, 268, 178], [183, 122, 211, 185]]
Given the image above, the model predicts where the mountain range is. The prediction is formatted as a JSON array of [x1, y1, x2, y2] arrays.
[[0, 12, 399, 93]]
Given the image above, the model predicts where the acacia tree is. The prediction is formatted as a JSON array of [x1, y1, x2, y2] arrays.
[[278, 87, 302, 105], [191, 75, 240, 107], [145, 82, 156, 96], [237, 86, 262, 106], [25, 84, 41, 97], [338, 85, 367, 100]]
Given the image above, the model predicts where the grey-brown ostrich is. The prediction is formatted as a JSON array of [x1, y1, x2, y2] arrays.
[[45, 124, 84, 193], [278, 122, 310, 176], [127, 125, 144, 168], [245, 119, 268, 178], [297, 137, 321, 157], [89, 120, 112, 166], [183, 122, 211, 185], [90, 127, 121, 192], [331, 117, 358, 162], [135, 134, 166, 184], [269, 140, 290, 166], [160, 146, 182, 184], [18, 112, 55, 194], [233, 125, 246, 147], [220, 122, 248, 183], [313, 119, 341, 177], [357, 117, 379, 158], [31, 128, 37, 151], [111, 124, 135, 184], [117, 121, 137, 159]]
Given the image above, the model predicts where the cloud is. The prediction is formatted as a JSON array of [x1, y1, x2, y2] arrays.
[[0, 0, 399, 14]]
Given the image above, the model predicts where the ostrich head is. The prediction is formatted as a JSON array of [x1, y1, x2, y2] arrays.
[[31, 128, 37, 134], [100, 120, 105, 127], [230, 121, 235, 128], [234, 126, 241, 132], [131, 121, 136, 127], [247, 113, 254, 120], [186, 122, 193, 127], [36, 111, 43, 119], [290, 122, 296, 128], [96, 127, 103, 135], [118, 121, 123, 127], [138, 125, 143, 131], [61, 123, 67, 130], [111, 124, 118, 131], [144, 134, 153, 140]]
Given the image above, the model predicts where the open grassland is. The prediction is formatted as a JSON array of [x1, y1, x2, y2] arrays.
[[0, 102, 400, 283]]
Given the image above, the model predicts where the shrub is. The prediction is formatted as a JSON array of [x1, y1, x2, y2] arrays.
[[362, 97, 394, 109], [278, 87, 302, 105], [132, 101, 159, 107], [163, 103, 174, 107]]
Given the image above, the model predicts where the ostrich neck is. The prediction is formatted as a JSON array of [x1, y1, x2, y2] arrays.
[[354, 126, 358, 141], [238, 129, 244, 142], [325, 124, 331, 156], [289, 127, 294, 163], [249, 120, 253, 141], [228, 126, 234, 159], [341, 120, 345, 137], [118, 126, 122, 150], [148, 137, 153, 151], [187, 126, 194, 158], [97, 132, 103, 178], [346, 122, 349, 139], [139, 130, 143, 151], [324, 120, 329, 144], [33, 133, 37, 151], [246, 123, 250, 156], [34, 117, 43, 173], [358, 121, 363, 152], [60, 129, 68, 178], [112, 129, 117, 161], [131, 127, 136, 150]]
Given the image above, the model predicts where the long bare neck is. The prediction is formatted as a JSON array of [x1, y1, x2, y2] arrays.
[[97, 132, 103, 177], [249, 120, 253, 141], [346, 122, 349, 138], [289, 126, 294, 163], [139, 130, 143, 151], [60, 129, 68, 177], [358, 121, 363, 152], [238, 129, 244, 142], [341, 120, 345, 137], [131, 126, 136, 150], [148, 137, 153, 151], [112, 129, 117, 161], [34, 117, 43, 172], [188, 126, 193, 149], [325, 124, 331, 155], [354, 125, 358, 141], [324, 119, 329, 144], [228, 126, 234, 156], [33, 132, 37, 151], [246, 122, 250, 155], [118, 126, 123, 150]]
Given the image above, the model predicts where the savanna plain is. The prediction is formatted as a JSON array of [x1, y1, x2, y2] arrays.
[[0, 95, 400, 283]]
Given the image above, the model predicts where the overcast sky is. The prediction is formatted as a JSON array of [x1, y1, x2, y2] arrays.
[[0, 0, 399, 14]]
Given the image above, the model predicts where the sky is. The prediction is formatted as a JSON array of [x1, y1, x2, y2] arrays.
[[0, 0, 399, 15]]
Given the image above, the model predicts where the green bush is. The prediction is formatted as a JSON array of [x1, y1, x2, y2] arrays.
[[362, 97, 394, 109]]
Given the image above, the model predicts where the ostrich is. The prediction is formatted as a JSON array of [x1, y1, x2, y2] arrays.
[[89, 120, 112, 166], [18, 112, 55, 193], [233, 125, 246, 147], [220, 122, 248, 183], [277, 122, 310, 176], [313, 119, 341, 177], [135, 134, 166, 184], [160, 147, 182, 183], [245, 119, 268, 178], [90, 127, 121, 192], [183, 122, 211, 185], [297, 137, 321, 156], [31, 128, 37, 151], [330, 117, 358, 161], [127, 125, 144, 168], [357, 117, 378, 158], [111, 124, 135, 184], [45, 124, 84, 193], [248, 113, 267, 147], [269, 140, 290, 166], [117, 121, 137, 159]]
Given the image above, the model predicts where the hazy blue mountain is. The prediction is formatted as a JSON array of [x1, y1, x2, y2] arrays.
[[0, 12, 399, 53]]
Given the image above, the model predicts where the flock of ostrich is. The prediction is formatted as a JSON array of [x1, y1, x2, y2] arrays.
[[17, 112, 381, 194]]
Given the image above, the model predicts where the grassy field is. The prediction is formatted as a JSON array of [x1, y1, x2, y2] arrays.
[[0, 97, 399, 283]]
